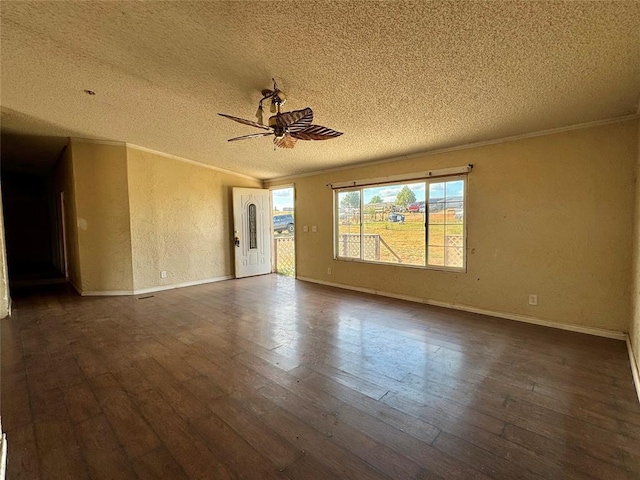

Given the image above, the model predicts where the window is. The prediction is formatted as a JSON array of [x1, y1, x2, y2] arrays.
[[248, 203, 257, 249], [334, 175, 466, 271]]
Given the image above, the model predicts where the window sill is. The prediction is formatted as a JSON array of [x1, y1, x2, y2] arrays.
[[334, 256, 466, 273]]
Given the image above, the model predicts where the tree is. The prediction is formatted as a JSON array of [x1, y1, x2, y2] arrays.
[[396, 186, 416, 207], [340, 192, 360, 208], [369, 195, 382, 204]]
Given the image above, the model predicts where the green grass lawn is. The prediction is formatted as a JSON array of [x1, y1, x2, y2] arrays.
[[338, 212, 463, 266]]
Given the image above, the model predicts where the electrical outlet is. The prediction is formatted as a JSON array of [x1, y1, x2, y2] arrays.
[[327, 268, 332, 275], [161, 270, 167, 279], [312, 225, 318, 232], [528, 294, 538, 306], [303, 225, 309, 232]]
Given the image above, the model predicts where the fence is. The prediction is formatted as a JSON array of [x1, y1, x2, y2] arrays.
[[338, 234, 379, 260], [339, 233, 462, 266], [274, 236, 295, 277], [279, 233, 461, 271], [338, 234, 402, 262], [444, 235, 464, 267]]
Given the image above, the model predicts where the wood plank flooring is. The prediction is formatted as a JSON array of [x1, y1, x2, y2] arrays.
[[2, 275, 640, 479]]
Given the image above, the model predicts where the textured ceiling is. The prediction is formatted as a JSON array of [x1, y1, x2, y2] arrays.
[[1, 1, 639, 180]]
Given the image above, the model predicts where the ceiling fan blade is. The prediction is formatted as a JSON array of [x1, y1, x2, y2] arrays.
[[274, 134, 297, 149], [218, 113, 272, 131], [290, 125, 343, 141], [276, 108, 313, 132], [228, 132, 273, 142]]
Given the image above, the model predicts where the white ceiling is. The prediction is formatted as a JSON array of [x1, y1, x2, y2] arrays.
[[1, 1, 639, 180]]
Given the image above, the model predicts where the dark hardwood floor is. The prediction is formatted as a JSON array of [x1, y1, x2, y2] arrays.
[[2, 275, 640, 479]]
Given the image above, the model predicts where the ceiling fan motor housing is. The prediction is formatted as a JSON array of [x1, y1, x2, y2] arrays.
[[268, 115, 287, 137]]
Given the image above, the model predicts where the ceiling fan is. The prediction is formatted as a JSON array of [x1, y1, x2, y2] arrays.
[[218, 79, 343, 149]]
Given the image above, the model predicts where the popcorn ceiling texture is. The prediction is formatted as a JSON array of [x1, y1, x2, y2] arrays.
[[1, 1, 639, 179]]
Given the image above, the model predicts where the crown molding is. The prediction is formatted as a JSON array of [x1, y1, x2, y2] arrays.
[[68, 137, 261, 183], [69, 137, 126, 147], [266, 114, 639, 184], [126, 143, 260, 182]]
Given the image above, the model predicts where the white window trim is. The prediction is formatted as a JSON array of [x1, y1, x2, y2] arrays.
[[333, 174, 468, 272], [327, 164, 472, 190]]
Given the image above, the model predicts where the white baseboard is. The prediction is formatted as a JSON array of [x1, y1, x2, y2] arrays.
[[296, 276, 627, 341], [132, 276, 234, 295], [74, 275, 233, 296], [79, 289, 135, 296], [626, 336, 640, 404]]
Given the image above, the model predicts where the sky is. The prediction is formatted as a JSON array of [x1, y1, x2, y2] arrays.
[[272, 187, 294, 210], [272, 180, 464, 210], [362, 180, 464, 204]]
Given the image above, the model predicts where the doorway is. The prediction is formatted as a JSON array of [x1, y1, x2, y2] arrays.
[[232, 187, 272, 279], [1, 170, 67, 287], [271, 187, 295, 277]]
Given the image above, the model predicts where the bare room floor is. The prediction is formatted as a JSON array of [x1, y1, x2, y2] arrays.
[[2, 275, 639, 479]]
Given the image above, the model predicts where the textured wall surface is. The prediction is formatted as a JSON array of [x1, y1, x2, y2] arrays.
[[0, 184, 10, 318], [126, 146, 261, 291], [71, 141, 134, 292], [1, 2, 639, 178], [269, 120, 638, 332]]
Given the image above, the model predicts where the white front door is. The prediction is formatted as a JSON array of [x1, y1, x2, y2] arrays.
[[233, 187, 272, 278]]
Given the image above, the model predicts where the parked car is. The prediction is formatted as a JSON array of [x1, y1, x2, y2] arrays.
[[388, 213, 405, 223], [451, 208, 464, 220], [408, 201, 425, 213], [273, 214, 294, 233]]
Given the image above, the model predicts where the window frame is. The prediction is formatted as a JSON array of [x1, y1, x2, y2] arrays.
[[333, 174, 467, 272]]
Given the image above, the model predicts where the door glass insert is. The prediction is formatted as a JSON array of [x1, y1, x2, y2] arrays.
[[248, 203, 257, 249]]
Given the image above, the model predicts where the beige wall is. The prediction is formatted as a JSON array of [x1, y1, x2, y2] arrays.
[[631, 119, 640, 371], [70, 140, 134, 292], [126, 147, 261, 291], [269, 120, 638, 333], [0, 184, 10, 319]]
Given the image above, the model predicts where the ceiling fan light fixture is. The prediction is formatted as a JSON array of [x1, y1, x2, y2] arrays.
[[218, 79, 343, 149]]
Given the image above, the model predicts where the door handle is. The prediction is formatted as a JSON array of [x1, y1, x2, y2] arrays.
[[234, 236, 240, 247]]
